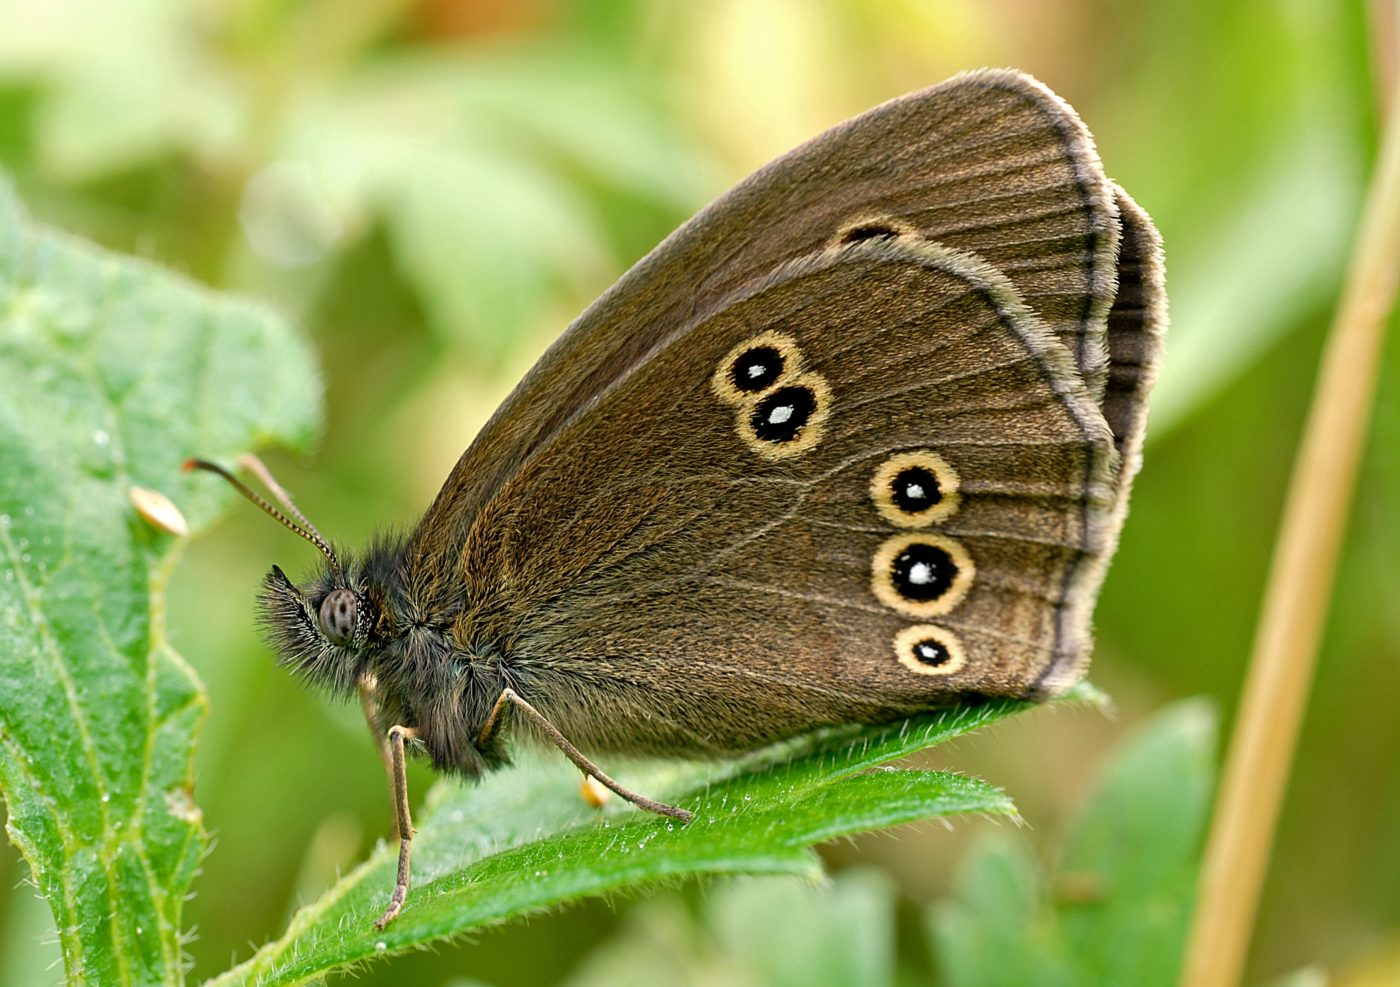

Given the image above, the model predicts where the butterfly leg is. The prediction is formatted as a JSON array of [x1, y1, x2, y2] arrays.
[[360, 674, 418, 923], [358, 676, 401, 834], [373, 722, 417, 929], [480, 688, 694, 823]]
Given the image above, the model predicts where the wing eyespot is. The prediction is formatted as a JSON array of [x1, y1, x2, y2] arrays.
[[870, 450, 961, 528], [894, 624, 967, 677], [712, 331, 803, 405], [736, 372, 832, 459], [871, 532, 975, 618], [714, 332, 830, 460], [830, 214, 918, 249]]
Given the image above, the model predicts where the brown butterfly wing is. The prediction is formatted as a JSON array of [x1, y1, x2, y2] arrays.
[[1022, 186, 1169, 693], [406, 69, 1121, 580], [1102, 185, 1167, 505], [455, 239, 1117, 757]]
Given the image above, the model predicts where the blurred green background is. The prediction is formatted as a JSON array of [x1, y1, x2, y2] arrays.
[[0, 0, 1396, 984]]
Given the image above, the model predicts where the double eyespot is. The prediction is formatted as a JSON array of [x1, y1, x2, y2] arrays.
[[712, 331, 831, 459], [868, 450, 973, 677]]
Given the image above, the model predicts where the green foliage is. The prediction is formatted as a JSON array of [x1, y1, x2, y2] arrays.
[[0, 180, 319, 983], [0, 0, 716, 358], [931, 701, 1217, 987], [212, 698, 1033, 985], [562, 870, 901, 987]]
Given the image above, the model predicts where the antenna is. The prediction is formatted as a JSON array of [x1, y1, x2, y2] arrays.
[[183, 456, 341, 572]]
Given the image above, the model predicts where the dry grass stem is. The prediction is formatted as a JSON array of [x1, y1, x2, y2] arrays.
[[1179, 43, 1400, 987]]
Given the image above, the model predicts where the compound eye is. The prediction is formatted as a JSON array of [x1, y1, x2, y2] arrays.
[[318, 588, 358, 646]]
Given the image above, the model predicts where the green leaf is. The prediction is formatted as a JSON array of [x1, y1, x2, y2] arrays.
[[930, 699, 1218, 987], [933, 834, 1077, 987], [1056, 700, 1216, 981], [562, 869, 899, 987], [702, 870, 898, 987], [0, 178, 318, 984], [209, 693, 1059, 986]]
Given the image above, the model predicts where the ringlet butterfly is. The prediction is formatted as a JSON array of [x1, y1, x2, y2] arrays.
[[190, 68, 1165, 928]]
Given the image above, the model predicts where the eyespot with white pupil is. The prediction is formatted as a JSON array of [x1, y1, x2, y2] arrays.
[[894, 542, 955, 599], [751, 386, 815, 442], [894, 624, 967, 677], [319, 588, 358, 646], [871, 532, 975, 617], [712, 330, 801, 406], [893, 467, 937, 511], [736, 372, 832, 459], [870, 450, 961, 527], [729, 345, 784, 394]]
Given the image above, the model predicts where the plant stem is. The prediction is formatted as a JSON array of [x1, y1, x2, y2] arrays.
[[1179, 43, 1400, 987]]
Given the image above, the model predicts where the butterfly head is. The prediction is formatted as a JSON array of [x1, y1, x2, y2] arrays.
[[184, 457, 386, 693], [259, 558, 380, 694]]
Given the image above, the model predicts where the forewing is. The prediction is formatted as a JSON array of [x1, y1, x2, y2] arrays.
[[407, 69, 1120, 577]]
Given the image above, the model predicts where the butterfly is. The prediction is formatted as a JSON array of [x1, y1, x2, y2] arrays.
[[190, 67, 1165, 927]]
